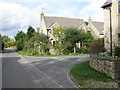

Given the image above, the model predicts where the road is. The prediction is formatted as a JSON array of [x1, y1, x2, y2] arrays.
[[2, 49, 89, 88]]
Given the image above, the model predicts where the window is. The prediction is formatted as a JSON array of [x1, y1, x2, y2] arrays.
[[41, 30, 43, 33], [118, 0, 120, 13], [118, 34, 120, 42]]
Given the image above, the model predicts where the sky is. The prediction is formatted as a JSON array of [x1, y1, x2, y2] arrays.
[[0, 0, 105, 39]]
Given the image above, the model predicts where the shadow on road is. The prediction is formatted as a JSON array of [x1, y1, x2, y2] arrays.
[[1, 49, 16, 54], [2, 57, 21, 61]]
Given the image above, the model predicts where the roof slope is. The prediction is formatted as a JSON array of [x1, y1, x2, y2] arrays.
[[92, 21, 104, 35], [44, 16, 85, 28]]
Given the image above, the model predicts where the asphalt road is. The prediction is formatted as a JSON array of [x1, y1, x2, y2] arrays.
[[2, 49, 89, 88]]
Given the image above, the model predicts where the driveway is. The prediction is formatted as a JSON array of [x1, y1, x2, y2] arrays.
[[2, 49, 89, 88]]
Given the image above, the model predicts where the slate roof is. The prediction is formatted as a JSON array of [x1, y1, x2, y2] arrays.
[[92, 21, 104, 35], [44, 16, 85, 28]]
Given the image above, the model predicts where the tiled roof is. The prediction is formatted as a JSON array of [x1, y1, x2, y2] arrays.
[[44, 16, 85, 28], [92, 21, 104, 35]]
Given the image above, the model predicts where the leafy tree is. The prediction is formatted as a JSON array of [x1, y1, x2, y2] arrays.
[[85, 22, 88, 26], [83, 31, 94, 47], [0, 34, 4, 50], [25, 32, 50, 55], [2, 36, 10, 48], [53, 26, 65, 42], [15, 31, 27, 50], [27, 26, 35, 39], [64, 28, 89, 54]]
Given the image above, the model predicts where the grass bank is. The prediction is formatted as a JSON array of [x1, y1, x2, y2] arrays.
[[17, 50, 88, 57], [70, 61, 118, 88]]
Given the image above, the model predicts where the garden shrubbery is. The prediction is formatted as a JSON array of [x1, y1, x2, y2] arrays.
[[88, 38, 106, 54]]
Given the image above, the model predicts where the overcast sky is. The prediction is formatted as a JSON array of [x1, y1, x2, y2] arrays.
[[0, 0, 105, 39]]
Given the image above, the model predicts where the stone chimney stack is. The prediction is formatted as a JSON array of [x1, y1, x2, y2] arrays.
[[40, 12, 44, 20]]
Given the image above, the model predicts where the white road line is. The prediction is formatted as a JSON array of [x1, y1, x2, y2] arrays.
[[19, 55, 63, 88]]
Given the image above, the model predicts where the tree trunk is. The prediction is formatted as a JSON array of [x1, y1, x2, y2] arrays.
[[74, 47, 76, 54]]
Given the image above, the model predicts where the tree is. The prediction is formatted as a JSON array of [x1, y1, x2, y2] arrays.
[[0, 34, 4, 50], [64, 28, 88, 54], [27, 26, 35, 39], [2, 36, 10, 48], [25, 32, 50, 55], [83, 31, 94, 47], [15, 31, 27, 50]]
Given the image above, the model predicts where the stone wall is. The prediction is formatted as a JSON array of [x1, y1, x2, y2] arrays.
[[89, 54, 120, 81]]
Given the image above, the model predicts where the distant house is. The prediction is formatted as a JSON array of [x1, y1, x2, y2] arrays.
[[39, 12, 87, 45], [88, 18, 104, 40], [102, 0, 120, 52]]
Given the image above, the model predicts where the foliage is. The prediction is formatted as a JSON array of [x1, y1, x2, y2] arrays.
[[15, 31, 27, 50], [52, 27, 90, 55], [88, 38, 106, 54], [114, 46, 120, 57], [85, 22, 88, 26], [40, 43, 50, 54], [78, 47, 88, 54], [2, 35, 15, 48], [27, 26, 35, 39], [53, 26, 65, 41], [0, 34, 4, 50], [2, 36, 10, 48], [83, 31, 94, 47], [25, 32, 50, 55]]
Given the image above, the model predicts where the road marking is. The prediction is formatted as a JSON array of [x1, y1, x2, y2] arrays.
[[19, 55, 63, 88]]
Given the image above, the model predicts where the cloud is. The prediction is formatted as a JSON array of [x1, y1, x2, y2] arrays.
[[0, 1, 48, 38], [0, 1, 48, 30], [79, 0, 105, 21]]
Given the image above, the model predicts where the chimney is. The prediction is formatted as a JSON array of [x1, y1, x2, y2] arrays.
[[41, 12, 44, 20], [88, 17, 92, 21]]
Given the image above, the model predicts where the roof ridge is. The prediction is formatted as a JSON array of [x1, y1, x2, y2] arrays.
[[44, 15, 83, 20], [91, 21, 104, 23]]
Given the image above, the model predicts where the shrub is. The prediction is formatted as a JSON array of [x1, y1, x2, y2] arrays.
[[40, 43, 50, 53], [114, 46, 120, 57], [31, 50, 39, 55], [78, 47, 88, 54], [88, 39, 106, 54]]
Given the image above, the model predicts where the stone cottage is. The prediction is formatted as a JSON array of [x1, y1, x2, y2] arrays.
[[102, 0, 120, 52], [88, 18, 104, 40], [39, 12, 87, 45]]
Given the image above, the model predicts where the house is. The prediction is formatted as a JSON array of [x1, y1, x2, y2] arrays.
[[88, 18, 104, 40], [102, 0, 120, 52], [39, 12, 87, 45]]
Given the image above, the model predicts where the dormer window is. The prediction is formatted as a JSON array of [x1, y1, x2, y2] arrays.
[[118, 0, 120, 14]]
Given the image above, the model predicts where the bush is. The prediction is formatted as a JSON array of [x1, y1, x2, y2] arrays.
[[40, 43, 50, 53], [88, 39, 106, 54], [31, 50, 39, 55], [114, 46, 120, 57], [78, 47, 88, 54]]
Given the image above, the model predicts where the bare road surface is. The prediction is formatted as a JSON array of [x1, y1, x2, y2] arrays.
[[2, 49, 89, 88]]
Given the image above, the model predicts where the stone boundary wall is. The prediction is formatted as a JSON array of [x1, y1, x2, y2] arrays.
[[89, 54, 120, 81]]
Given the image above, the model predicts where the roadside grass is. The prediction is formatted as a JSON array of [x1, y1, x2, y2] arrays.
[[17, 50, 26, 55], [17, 50, 88, 57], [70, 61, 116, 88]]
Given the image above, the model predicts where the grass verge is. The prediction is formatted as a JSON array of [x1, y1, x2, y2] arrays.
[[70, 61, 118, 88], [17, 50, 26, 55], [17, 50, 88, 57]]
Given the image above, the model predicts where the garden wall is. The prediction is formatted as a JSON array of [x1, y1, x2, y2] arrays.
[[89, 54, 120, 81]]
